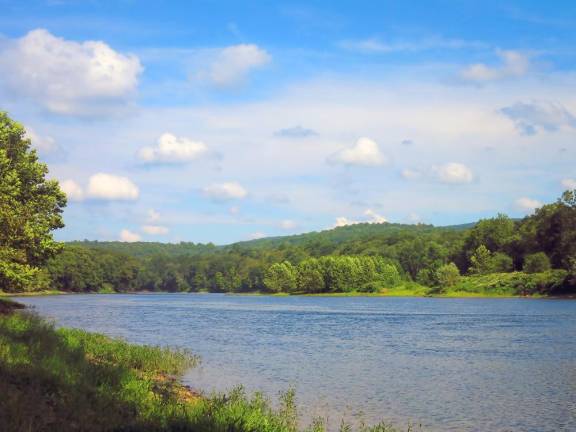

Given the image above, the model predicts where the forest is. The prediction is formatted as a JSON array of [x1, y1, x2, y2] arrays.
[[14, 191, 576, 296]]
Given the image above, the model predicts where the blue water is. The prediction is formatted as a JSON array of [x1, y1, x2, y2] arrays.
[[15, 294, 576, 431]]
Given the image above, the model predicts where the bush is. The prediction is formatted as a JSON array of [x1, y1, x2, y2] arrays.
[[523, 252, 551, 274], [435, 263, 460, 287], [416, 268, 435, 286], [509, 270, 567, 295], [490, 252, 514, 273]]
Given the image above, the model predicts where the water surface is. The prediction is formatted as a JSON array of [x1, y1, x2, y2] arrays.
[[15, 294, 576, 431]]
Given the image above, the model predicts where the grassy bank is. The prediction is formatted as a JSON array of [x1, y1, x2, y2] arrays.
[[0, 289, 68, 297], [0, 303, 407, 432], [295, 270, 573, 298]]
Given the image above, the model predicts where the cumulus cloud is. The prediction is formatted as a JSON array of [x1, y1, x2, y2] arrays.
[[142, 225, 169, 235], [328, 137, 387, 167], [333, 209, 387, 227], [199, 44, 270, 87], [460, 50, 530, 83], [138, 133, 208, 164], [274, 125, 318, 138], [334, 216, 359, 228], [119, 229, 141, 242], [87, 173, 139, 201], [499, 101, 576, 135], [434, 163, 474, 184], [561, 178, 576, 190], [203, 182, 247, 201], [364, 209, 387, 223], [0, 29, 142, 116], [60, 179, 84, 202], [516, 197, 542, 213]]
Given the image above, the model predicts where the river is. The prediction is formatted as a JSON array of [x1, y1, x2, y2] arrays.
[[15, 293, 576, 431]]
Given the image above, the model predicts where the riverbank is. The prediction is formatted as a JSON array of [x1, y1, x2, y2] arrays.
[[0, 289, 68, 297], [3, 269, 571, 300], [0, 300, 405, 432]]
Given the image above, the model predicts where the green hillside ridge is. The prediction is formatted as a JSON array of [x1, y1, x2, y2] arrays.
[[5, 205, 575, 297]]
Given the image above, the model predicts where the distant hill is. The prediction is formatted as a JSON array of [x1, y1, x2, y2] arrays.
[[67, 240, 219, 258], [68, 221, 478, 257]]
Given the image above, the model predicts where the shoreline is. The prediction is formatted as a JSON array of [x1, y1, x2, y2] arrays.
[[3, 289, 575, 300]]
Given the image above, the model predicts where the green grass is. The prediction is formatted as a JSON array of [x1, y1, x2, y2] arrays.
[[443, 270, 570, 298], [0, 289, 68, 297], [0, 308, 410, 432]]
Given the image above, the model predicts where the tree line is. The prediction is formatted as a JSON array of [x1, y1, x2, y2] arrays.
[[32, 192, 576, 295]]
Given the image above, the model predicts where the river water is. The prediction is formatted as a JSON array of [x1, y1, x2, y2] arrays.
[[15, 293, 576, 431]]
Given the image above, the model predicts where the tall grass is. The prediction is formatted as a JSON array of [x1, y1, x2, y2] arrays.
[[0, 309, 410, 432]]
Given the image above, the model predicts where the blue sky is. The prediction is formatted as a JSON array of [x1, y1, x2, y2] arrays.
[[1, 0, 575, 244]]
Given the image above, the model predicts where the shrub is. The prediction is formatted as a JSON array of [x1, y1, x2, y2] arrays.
[[435, 263, 460, 287], [523, 252, 551, 274], [468, 245, 492, 274], [416, 268, 435, 286], [490, 253, 514, 273]]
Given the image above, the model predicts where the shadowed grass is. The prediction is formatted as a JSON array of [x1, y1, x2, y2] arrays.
[[0, 309, 410, 432]]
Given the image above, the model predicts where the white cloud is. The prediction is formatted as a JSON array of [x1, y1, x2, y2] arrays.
[[364, 209, 387, 223], [60, 179, 84, 202], [328, 137, 387, 167], [138, 133, 208, 163], [248, 231, 267, 240], [460, 50, 530, 83], [280, 219, 297, 230], [203, 182, 247, 201], [434, 162, 474, 184], [340, 37, 485, 54], [334, 216, 359, 228], [229, 206, 240, 215], [119, 229, 141, 242], [401, 168, 422, 180], [87, 173, 139, 201], [25, 127, 59, 154], [200, 44, 270, 87], [561, 178, 576, 190], [500, 101, 576, 135], [0, 29, 142, 116], [516, 197, 542, 213], [142, 225, 169, 235], [333, 209, 387, 228]]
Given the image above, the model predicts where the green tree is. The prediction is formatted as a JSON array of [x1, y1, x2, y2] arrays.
[[522, 191, 576, 268], [263, 261, 297, 293], [469, 245, 492, 274], [523, 252, 551, 274], [490, 252, 514, 273], [463, 214, 517, 254], [296, 259, 325, 293], [435, 262, 460, 287], [0, 112, 66, 292]]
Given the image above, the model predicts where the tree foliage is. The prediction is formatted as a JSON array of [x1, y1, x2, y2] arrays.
[[0, 112, 66, 292]]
